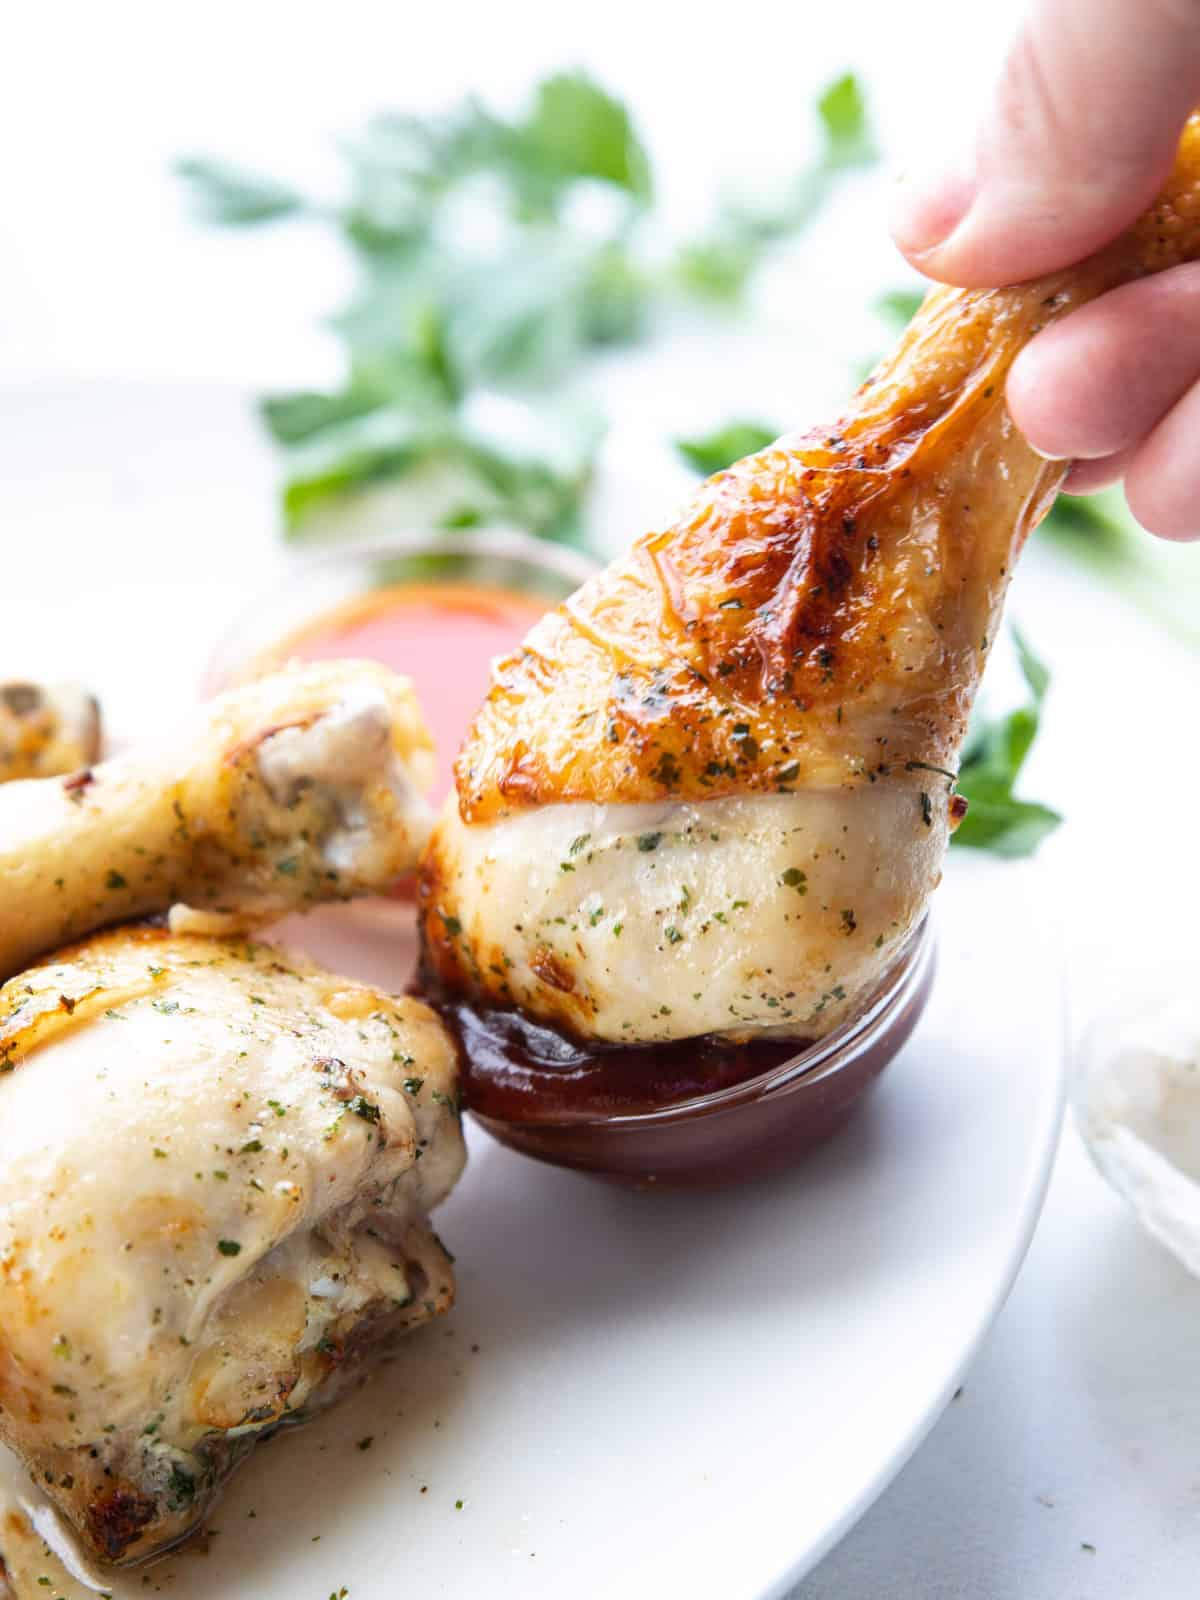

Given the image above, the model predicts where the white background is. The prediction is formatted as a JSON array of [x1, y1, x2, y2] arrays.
[[3, 3, 1200, 1595]]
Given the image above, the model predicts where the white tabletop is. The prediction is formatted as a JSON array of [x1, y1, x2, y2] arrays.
[[2, 5, 1198, 1595]]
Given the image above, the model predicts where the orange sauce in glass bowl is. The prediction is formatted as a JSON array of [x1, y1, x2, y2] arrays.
[[255, 582, 549, 802]]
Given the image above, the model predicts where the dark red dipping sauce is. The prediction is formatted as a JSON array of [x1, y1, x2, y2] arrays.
[[422, 928, 934, 1187], [442, 995, 806, 1121]]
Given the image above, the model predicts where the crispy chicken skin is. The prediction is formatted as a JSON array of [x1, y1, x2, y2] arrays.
[[0, 681, 100, 783], [0, 927, 464, 1569], [423, 117, 1200, 1043], [0, 660, 434, 983]]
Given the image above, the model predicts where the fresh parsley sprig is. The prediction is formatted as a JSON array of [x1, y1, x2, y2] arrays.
[[952, 630, 1062, 856], [674, 421, 780, 475], [180, 73, 653, 543], [180, 70, 876, 544]]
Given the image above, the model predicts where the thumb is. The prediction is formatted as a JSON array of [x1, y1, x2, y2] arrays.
[[890, 0, 1200, 287]]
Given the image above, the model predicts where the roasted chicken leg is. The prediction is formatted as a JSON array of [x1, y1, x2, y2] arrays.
[[0, 927, 464, 1568], [422, 116, 1200, 1045], [0, 660, 433, 982]]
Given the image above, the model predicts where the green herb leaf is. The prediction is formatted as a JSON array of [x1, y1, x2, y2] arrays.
[[175, 158, 305, 226], [519, 72, 653, 205], [260, 364, 423, 447], [952, 629, 1061, 858], [951, 795, 1062, 859], [674, 235, 760, 302], [817, 73, 877, 167], [675, 421, 779, 476], [1012, 623, 1050, 701], [874, 288, 926, 328]]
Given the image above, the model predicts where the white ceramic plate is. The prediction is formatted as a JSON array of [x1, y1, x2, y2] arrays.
[[1, 851, 1063, 1599]]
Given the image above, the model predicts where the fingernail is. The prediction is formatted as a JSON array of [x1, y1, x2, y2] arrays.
[[890, 166, 977, 260]]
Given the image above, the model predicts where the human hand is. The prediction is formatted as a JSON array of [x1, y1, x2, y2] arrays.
[[890, 0, 1200, 539]]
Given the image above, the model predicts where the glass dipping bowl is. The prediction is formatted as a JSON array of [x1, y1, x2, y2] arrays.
[[206, 527, 599, 770], [467, 920, 935, 1188]]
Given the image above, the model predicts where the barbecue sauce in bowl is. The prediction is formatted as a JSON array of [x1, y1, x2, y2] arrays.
[[449, 998, 805, 1118], [424, 921, 934, 1187]]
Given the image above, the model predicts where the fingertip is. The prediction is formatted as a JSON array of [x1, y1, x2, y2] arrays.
[[1062, 453, 1134, 495], [1006, 336, 1097, 463], [923, 3, 1200, 287], [1078, 295, 1200, 541], [888, 167, 976, 268], [1005, 347, 1060, 459], [1009, 267, 1200, 465], [1124, 455, 1200, 542]]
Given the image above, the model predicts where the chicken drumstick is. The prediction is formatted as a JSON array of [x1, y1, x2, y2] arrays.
[[422, 116, 1200, 1045], [0, 659, 433, 982]]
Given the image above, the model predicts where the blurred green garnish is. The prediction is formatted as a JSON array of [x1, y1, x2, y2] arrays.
[[174, 159, 305, 225], [952, 630, 1062, 857], [180, 72, 652, 544], [180, 69, 876, 544], [674, 421, 780, 475], [676, 72, 877, 302]]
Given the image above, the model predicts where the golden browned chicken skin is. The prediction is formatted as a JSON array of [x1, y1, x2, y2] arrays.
[[423, 117, 1200, 1044]]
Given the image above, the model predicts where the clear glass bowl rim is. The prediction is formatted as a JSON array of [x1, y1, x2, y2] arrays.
[[507, 916, 935, 1131], [205, 524, 601, 691]]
